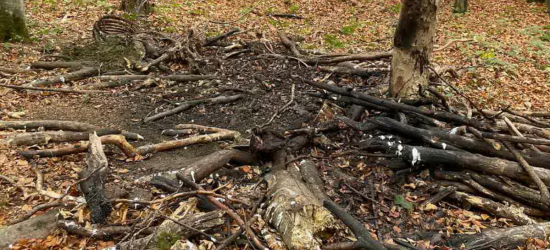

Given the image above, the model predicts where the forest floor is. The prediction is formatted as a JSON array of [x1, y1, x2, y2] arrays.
[[0, 0, 549, 249]]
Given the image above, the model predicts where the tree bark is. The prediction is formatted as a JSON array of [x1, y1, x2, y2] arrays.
[[390, 0, 437, 98], [448, 222, 550, 249], [453, 0, 468, 13], [0, 0, 29, 42], [120, 0, 151, 15]]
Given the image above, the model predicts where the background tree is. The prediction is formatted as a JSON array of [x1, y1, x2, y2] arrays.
[[389, 0, 437, 98], [453, 0, 468, 13], [0, 0, 30, 42], [121, 0, 152, 15]]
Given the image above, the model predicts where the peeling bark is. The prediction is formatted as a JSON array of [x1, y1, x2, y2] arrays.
[[390, 0, 437, 98]]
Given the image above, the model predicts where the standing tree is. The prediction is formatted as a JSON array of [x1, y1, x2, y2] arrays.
[[120, 0, 152, 15], [0, 0, 30, 42], [453, 0, 468, 13], [389, 0, 437, 98]]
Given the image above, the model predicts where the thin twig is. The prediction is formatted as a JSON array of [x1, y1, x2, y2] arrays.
[[262, 84, 295, 127]]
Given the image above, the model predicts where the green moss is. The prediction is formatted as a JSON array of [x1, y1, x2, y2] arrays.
[[155, 232, 180, 250], [0, 7, 30, 42], [62, 37, 143, 71]]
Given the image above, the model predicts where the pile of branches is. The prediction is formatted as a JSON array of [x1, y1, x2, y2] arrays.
[[3, 15, 550, 250], [303, 76, 550, 248]]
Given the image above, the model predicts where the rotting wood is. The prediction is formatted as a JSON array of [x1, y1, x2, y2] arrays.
[[79, 133, 111, 224]]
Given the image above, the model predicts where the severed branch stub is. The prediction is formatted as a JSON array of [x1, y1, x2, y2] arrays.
[[79, 132, 112, 224]]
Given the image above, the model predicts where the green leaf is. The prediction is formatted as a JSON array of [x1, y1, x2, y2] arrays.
[[394, 194, 413, 211]]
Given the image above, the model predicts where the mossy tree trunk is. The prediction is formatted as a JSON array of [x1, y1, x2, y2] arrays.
[[0, 0, 30, 42], [389, 0, 437, 98], [453, 0, 468, 13], [120, 0, 152, 15]]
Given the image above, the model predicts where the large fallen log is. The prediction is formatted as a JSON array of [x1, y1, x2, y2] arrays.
[[264, 169, 339, 249], [448, 222, 550, 249], [377, 143, 550, 185], [79, 132, 112, 224], [370, 117, 550, 168]]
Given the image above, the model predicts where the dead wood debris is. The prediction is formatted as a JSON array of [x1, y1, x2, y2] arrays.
[[4, 14, 550, 250]]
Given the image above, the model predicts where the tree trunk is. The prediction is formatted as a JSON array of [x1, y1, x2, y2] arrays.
[[120, 0, 151, 15], [390, 0, 437, 98], [0, 0, 30, 42], [453, 0, 468, 13]]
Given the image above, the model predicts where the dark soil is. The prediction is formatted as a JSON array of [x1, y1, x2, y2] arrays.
[[25, 41, 387, 177]]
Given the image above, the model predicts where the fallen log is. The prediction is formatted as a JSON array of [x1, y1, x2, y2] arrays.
[[161, 129, 194, 136], [96, 74, 216, 82], [18, 134, 137, 158], [305, 79, 486, 129], [264, 168, 339, 249], [204, 28, 240, 46], [79, 133, 112, 224], [324, 200, 387, 250], [0, 120, 144, 140], [144, 94, 243, 122], [370, 117, 550, 168], [0, 83, 108, 94], [0, 120, 99, 131], [136, 130, 237, 155], [30, 61, 89, 70], [319, 66, 389, 77], [503, 141, 550, 205], [433, 170, 550, 217], [466, 172, 550, 210], [378, 143, 550, 185], [0, 129, 121, 146], [448, 222, 550, 249], [278, 32, 392, 65], [57, 220, 151, 239], [28, 67, 100, 87], [448, 191, 535, 225], [135, 149, 256, 184]]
